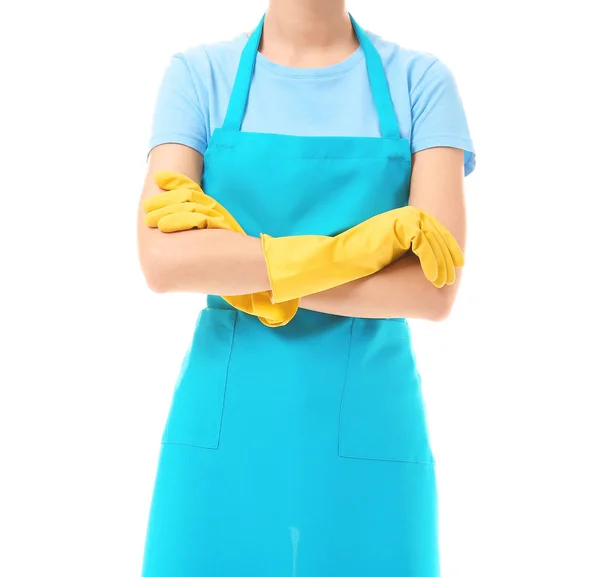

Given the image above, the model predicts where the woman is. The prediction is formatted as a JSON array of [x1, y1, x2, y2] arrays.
[[138, 1, 475, 576]]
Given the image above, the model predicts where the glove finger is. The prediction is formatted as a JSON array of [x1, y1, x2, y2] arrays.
[[270, 299, 298, 326], [410, 229, 440, 283], [224, 293, 298, 327], [258, 303, 298, 327], [146, 178, 245, 235], [425, 214, 464, 268], [422, 229, 447, 288], [425, 226, 455, 286], [224, 295, 255, 316], [145, 202, 224, 227], [430, 224, 456, 285], [143, 190, 191, 212], [252, 293, 299, 326], [391, 219, 418, 252], [156, 212, 210, 233], [154, 171, 202, 193], [142, 188, 209, 213], [145, 202, 189, 227]]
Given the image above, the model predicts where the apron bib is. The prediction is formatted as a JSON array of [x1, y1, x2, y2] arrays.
[[143, 15, 440, 577]]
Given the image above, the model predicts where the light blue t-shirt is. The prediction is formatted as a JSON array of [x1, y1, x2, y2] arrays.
[[149, 31, 475, 176]]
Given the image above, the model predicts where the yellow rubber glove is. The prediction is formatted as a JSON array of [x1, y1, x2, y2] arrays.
[[143, 172, 244, 234], [261, 206, 464, 304], [143, 172, 299, 328]]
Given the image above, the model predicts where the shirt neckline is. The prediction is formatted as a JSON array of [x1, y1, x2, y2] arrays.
[[236, 32, 365, 79]]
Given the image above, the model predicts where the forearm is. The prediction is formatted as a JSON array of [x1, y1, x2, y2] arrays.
[[139, 227, 271, 295], [300, 254, 460, 321], [142, 224, 460, 318], [138, 146, 271, 295]]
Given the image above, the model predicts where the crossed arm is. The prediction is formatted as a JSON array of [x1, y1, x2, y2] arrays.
[[137, 143, 466, 321]]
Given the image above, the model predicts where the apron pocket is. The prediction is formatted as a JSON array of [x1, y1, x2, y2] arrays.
[[162, 308, 237, 450], [338, 319, 435, 465]]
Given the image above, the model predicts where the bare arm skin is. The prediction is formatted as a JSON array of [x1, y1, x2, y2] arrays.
[[300, 147, 467, 321], [138, 145, 466, 321], [137, 144, 272, 295]]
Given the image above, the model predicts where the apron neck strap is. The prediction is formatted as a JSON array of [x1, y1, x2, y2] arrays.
[[222, 14, 401, 139]]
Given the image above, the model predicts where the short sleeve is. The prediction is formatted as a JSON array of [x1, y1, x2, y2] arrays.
[[410, 58, 476, 176], [148, 53, 209, 156]]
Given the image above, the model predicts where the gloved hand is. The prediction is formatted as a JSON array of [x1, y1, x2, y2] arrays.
[[143, 172, 299, 328], [261, 206, 464, 304], [143, 172, 243, 233], [144, 173, 464, 310]]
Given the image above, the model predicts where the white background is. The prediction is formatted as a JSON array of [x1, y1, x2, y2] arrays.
[[1, 1, 599, 575]]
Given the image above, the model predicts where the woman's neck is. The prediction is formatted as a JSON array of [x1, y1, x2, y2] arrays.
[[260, 0, 358, 67]]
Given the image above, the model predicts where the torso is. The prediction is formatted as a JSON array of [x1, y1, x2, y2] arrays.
[[143, 19, 441, 577], [186, 31, 437, 147]]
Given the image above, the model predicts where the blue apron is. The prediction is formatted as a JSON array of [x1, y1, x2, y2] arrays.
[[143, 15, 439, 577]]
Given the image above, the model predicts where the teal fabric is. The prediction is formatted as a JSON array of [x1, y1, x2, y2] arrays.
[[143, 14, 439, 577], [148, 21, 476, 176]]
